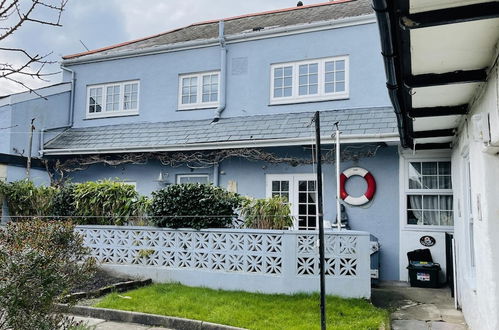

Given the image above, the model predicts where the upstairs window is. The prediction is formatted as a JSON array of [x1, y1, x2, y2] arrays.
[[406, 161, 453, 227], [87, 80, 139, 118], [178, 71, 220, 110], [270, 56, 349, 104]]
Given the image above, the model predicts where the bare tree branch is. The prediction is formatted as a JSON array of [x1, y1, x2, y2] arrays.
[[0, 0, 69, 94]]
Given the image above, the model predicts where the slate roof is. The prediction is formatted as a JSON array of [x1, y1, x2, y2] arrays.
[[44, 107, 397, 152], [63, 0, 373, 60]]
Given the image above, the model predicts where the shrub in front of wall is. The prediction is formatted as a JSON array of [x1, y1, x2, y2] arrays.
[[150, 183, 242, 229], [72, 180, 148, 226], [0, 179, 57, 220], [240, 196, 294, 230], [0, 220, 96, 330], [52, 183, 76, 219]]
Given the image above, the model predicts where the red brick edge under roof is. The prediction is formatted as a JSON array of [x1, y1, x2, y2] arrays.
[[63, 0, 353, 60]]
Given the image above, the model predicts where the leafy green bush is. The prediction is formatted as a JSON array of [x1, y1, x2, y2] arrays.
[[0, 220, 95, 330], [72, 180, 150, 225], [240, 196, 294, 229], [150, 184, 242, 229], [52, 183, 77, 218], [0, 179, 56, 219]]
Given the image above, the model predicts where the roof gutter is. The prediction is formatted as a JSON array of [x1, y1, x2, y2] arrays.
[[372, 0, 411, 148], [213, 20, 227, 123], [41, 133, 399, 156], [61, 15, 376, 66]]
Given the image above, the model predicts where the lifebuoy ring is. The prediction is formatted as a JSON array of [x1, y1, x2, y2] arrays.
[[340, 167, 376, 206]]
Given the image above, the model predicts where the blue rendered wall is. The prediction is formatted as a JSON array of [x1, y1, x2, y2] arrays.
[[0, 105, 12, 154], [68, 144, 400, 280], [8, 92, 71, 158], [64, 22, 390, 128]]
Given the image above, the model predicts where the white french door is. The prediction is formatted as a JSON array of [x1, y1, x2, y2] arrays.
[[266, 174, 318, 230]]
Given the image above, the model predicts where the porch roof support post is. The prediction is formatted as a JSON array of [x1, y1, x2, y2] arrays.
[[314, 111, 327, 330]]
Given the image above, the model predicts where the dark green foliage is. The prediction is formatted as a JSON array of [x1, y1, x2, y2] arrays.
[[0, 220, 96, 330], [52, 183, 76, 218], [150, 184, 242, 229]]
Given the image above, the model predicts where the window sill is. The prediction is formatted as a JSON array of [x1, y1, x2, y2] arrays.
[[177, 105, 218, 111], [85, 110, 139, 120], [269, 94, 349, 106], [402, 225, 454, 232]]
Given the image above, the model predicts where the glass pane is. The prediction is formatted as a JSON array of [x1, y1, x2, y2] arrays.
[[284, 77, 292, 86], [274, 67, 283, 77], [308, 181, 315, 191], [325, 83, 334, 93], [299, 204, 307, 214], [422, 176, 438, 189], [202, 94, 209, 102], [309, 74, 318, 84], [438, 162, 451, 175], [439, 176, 452, 189], [336, 71, 345, 81], [439, 195, 453, 210], [308, 204, 316, 215], [325, 72, 333, 83], [440, 211, 454, 226], [298, 181, 307, 191], [308, 216, 316, 228], [284, 66, 292, 76], [325, 61, 334, 72], [336, 82, 345, 92], [308, 192, 316, 203], [423, 211, 439, 225], [299, 75, 308, 85], [182, 96, 189, 104], [281, 181, 289, 191], [283, 87, 292, 97], [274, 88, 283, 98], [309, 63, 318, 73], [299, 86, 307, 95], [336, 60, 345, 70], [423, 195, 439, 210], [408, 162, 422, 189], [299, 193, 306, 203], [298, 216, 306, 227], [407, 195, 422, 209], [422, 162, 437, 175], [407, 210, 420, 225], [299, 65, 308, 75], [309, 84, 318, 94], [275, 78, 283, 88]]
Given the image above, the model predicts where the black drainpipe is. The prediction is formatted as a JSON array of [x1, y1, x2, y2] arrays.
[[372, 0, 412, 148]]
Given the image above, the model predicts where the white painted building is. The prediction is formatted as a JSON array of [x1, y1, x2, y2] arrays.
[[374, 0, 499, 328]]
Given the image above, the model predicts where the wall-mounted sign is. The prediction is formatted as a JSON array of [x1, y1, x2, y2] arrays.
[[420, 235, 436, 247]]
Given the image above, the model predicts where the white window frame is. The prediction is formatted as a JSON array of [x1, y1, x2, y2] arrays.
[[176, 174, 210, 184], [269, 56, 349, 105], [86, 80, 140, 119], [178, 71, 220, 110], [265, 173, 322, 230], [402, 156, 454, 231]]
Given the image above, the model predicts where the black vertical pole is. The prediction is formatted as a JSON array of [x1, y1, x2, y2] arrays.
[[314, 111, 327, 330]]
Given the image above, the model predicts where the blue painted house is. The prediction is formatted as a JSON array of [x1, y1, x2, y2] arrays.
[[1, 0, 455, 283]]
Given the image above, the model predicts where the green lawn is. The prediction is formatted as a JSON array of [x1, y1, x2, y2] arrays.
[[94, 283, 388, 330]]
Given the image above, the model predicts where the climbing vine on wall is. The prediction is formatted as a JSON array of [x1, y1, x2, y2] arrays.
[[46, 145, 382, 185]]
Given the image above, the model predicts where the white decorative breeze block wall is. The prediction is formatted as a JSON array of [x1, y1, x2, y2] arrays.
[[77, 226, 371, 298]]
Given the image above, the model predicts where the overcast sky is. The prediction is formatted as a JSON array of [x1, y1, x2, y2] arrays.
[[1, 0, 305, 96]]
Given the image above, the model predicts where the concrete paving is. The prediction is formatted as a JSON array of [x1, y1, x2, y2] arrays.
[[372, 284, 468, 330], [70, 315, 172, 330]]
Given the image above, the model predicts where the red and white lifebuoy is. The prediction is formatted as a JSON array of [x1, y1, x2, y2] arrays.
[[340, 167, 376, 206]]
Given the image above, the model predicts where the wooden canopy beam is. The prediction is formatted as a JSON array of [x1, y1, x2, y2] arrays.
[[406, 69, 487, 88], [408, 105, 468, 118], [401, 2, 499, 29]]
